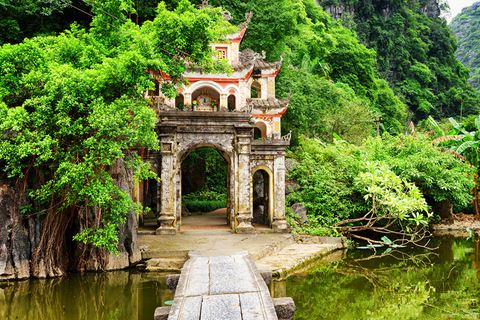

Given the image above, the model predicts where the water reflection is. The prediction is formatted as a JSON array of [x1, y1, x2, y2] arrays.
[[0, 270, 175, 320], [2, 237, 480, 320], [283, 237, 480, 320]]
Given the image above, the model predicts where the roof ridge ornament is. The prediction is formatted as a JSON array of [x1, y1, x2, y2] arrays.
[[239, 48, 266, 65], [197, 0, 212, 9], [237, 10, 254, 30], [245, 10, 253, 24], [222, 10, 233, 21]]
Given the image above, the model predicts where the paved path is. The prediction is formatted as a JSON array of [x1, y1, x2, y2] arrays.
[[139, 208, 270, 232], [168, 253, 278, 320]]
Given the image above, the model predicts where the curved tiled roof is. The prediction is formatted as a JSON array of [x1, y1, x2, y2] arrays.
[[254, 59, 283, 71], [247, 98, 289, 109]]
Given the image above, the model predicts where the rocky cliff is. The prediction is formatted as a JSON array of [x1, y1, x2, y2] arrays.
[[316, 0, 478, 119], [0, 159, 140, 280], [318, 0, 440, 21], [450, 1, 480, 94]]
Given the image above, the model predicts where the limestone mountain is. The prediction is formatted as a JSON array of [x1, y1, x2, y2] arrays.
[[450, 1, 480, 95], [317, 0, 479, 120]]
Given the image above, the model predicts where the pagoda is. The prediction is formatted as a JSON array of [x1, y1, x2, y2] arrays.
[[144, 2, 291, 234]]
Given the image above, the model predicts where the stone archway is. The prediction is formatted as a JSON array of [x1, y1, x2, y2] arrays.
[[252, 166, 274, 227], [156, 111, 256, 234]]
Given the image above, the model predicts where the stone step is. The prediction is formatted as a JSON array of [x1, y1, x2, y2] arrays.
[[146, 258, 188, 271], [255, 239, 345, 277]]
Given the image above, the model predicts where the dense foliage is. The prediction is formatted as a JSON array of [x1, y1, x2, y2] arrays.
[[0, 0, 233, 260], [318, 0, 479, 120], [277, 67, 375, 146], [450, 2, 480, 95], [3, 0, 408, 140], [288, 135, 474, 229], [0, 0, 91, 45]]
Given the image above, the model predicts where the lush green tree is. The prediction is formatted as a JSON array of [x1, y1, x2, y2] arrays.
[[0, 0, 233, 272], [288, 137, 368, 226], [364, 134, 474, 211], [277, 66, 375, 146], [0, 0, 91, 45]]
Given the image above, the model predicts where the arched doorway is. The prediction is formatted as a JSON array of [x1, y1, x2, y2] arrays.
[[177, 145, 231, 230], [228, 94, 236, 111], [252, 168, 273, 227], [175, 94, 184, 110], [254, 122, 267, 139], [251, 80, 262, 99]]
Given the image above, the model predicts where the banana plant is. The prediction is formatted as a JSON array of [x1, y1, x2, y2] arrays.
[[433, 115, 480, 217]]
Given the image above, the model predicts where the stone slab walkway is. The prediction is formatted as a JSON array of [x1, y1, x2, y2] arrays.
[[139, 230, 346, 278], [168, 253, 278, 320]]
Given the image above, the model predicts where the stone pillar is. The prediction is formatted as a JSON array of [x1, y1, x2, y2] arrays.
[[236, 128, 255, 233], [220, 93, 228, 111], [156, 139, 177, 235], [272, 155, 289, 233], [184, 92, 191, 106]]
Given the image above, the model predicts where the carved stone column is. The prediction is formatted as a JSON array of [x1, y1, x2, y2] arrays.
[[156, 138, 177, 235], [236, 128, 255, 233], [220, 93, 228, 111], [272, 155, 289, 233], [184, 92, 191, 106]]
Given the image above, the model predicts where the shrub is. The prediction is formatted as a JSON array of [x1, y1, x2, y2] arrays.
[[183, 200, 227, 213], [288, 134, 475, 227]]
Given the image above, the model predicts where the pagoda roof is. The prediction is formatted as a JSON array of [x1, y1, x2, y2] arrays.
[[249, 91, 291, 116], [254, 59, 283, 71]]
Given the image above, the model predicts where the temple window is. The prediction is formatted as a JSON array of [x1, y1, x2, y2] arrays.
[[216, 47, 228, 60], [254, 122, 267, 139], [251, 80, 262, 99]]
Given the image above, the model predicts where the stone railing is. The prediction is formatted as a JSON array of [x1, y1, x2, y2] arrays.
[[281, 131, 292, 143]]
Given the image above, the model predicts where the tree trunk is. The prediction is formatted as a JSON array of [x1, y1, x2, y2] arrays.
[[0, 158, 141, 280]]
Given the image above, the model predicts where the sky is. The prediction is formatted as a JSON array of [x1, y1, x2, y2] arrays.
[[446, 0, 479, 23]]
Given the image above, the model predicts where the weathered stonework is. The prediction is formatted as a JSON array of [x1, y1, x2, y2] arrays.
[[153, 111, 290, 234]]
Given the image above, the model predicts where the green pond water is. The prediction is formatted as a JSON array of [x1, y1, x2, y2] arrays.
[[1, 236, 479, 320]]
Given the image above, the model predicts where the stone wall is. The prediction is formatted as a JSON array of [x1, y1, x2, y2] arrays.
[[0, 158, 140, 280]]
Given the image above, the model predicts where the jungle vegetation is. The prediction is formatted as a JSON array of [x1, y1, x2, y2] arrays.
[[0, 0, 234, 272], [450, 2, 480, 95], [317, 0, 479, 121], [1, 0, 479, 255]]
